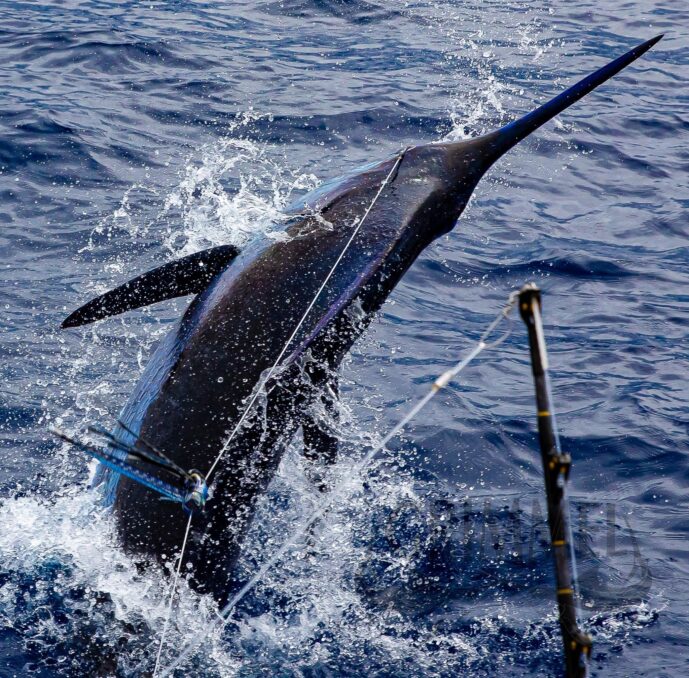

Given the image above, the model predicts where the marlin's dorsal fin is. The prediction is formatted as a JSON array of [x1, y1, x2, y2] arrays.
[[62, 244, 239, 328]]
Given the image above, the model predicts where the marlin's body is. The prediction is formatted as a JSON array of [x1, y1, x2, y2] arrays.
[[62, 37, 661, 604]]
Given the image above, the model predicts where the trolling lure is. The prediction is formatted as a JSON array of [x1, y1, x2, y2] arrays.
[[53, 423, 208, 514]]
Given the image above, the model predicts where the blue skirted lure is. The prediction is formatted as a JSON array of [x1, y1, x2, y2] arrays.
[[53, 424, 208, 514]]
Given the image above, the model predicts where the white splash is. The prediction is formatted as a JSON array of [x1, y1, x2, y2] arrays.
[[159, 118, 318, 256]]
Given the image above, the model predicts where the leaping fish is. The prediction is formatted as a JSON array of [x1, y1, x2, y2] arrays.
[[61, 36, 662, 605]]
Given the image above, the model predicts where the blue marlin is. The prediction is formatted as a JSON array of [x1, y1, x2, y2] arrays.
[[62, 36, 661, 604]]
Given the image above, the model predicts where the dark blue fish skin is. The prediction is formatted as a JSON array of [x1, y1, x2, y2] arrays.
[[100, 37, 661, 604], [109, 145, 466, 600]]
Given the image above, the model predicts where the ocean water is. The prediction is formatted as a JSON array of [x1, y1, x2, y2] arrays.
[[0, 1, 687, 676]]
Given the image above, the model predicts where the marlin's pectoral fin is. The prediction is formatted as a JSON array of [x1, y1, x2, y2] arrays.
[[303, 373, 339, 467], [62, 244, 240, 328]]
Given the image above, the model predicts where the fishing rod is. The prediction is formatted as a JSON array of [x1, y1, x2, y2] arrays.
[[518, 283, 592, 677]]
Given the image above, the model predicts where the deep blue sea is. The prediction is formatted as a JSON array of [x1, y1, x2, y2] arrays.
[[1, 1, 687, 676]]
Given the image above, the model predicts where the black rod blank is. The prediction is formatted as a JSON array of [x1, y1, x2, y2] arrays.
[[519, 284, 592, 677]]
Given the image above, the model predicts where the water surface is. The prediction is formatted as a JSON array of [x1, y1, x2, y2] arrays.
[[0, 1, 687, 676]]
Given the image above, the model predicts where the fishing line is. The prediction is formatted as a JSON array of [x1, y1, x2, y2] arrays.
[[153, 513, 192, 676], [205, 148, 407, 482], [150, 148, 406, 676], [158, 292, 518, 677]]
